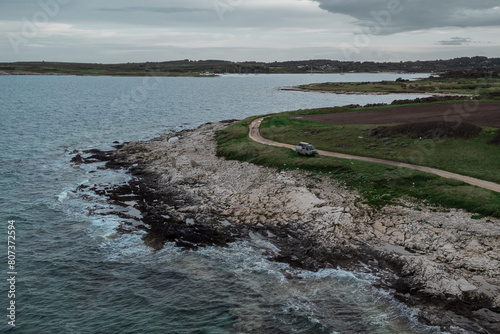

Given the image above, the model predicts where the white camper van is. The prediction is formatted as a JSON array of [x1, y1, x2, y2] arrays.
[[296, 142, 317, 156]]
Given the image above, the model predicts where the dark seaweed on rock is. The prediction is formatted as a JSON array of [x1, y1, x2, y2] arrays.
[[368, 121, 482, 140]]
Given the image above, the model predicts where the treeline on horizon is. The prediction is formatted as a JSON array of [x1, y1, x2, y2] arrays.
[[1, 56, 499, 77]]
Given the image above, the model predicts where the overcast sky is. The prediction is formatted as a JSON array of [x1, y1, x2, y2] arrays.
[[1, 0, 499, 63]]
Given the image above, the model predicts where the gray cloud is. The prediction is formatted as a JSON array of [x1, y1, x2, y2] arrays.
[[438, 37, 472, 46], [1, 0, 499, 62], [97, 7, 211, 14], [0, 0, 215, 27], [312, 0, 500, 34], [0, 0, 306, 31]]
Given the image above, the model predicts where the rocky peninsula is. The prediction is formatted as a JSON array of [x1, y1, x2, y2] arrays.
[[87, 121, 499, 333]]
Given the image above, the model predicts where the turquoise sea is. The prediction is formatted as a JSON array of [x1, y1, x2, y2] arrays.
[[0, 73, 453, 333]]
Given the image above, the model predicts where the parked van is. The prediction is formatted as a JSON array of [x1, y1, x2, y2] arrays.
[[296, 142, 317, 156]]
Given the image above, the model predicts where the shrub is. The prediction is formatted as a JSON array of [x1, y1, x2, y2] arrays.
[[488, 130, 500, 145]]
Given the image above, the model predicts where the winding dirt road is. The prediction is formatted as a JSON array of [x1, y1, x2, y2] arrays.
[[249, 117, 500, 193]]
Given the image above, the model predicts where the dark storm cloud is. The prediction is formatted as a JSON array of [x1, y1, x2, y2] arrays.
[[312, 0, 500, 34]]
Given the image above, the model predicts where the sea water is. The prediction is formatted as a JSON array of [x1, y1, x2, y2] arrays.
[[0, 73, 452, 333]]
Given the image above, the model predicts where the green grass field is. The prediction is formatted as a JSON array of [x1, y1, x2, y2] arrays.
[[260, 114, 500, 184], [216, 106, 500, 218], [298, 77, 500, 96]]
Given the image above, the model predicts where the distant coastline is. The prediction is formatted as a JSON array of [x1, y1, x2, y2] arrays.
[[1, 56, 499, 77], [0, 70, 217, 78]]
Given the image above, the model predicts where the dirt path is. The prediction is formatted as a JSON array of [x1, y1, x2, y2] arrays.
[[249, 117, 500, 193]]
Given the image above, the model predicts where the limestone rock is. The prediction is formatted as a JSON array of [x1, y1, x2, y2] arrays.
[[109, 121, 500, 331]]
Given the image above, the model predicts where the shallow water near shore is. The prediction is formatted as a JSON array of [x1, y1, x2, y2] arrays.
[[0, 73, 462, 333]]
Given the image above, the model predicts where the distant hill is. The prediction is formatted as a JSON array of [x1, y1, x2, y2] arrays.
[[1, 56, 499, 76]]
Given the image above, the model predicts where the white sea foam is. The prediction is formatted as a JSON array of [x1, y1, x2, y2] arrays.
[[57, 191, 68, 202], [89, 216, 121, 238], [296, 267, 367, 284], [102, 233, 152, 262]]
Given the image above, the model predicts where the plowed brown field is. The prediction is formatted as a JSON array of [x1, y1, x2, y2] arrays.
[[293, 102, 500, 128]]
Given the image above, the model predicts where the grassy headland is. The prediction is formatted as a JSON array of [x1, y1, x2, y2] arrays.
[[216, 103, 500, 218], [0, 61, 219, 77], [297, 77, 500, 97]]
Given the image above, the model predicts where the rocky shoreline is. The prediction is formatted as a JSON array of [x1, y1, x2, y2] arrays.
[[75, 121, 499, 333]]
